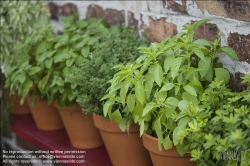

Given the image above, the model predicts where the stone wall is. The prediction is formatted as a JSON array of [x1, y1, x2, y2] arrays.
[[47, 0, 250, 91]]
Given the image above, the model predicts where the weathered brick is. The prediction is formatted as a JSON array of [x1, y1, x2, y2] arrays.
[[47, 2, 59, 21], [163, 0, 187, 13], [61, 3, 78, 21], [141, 16, 178, 42], [228, 33, 250, 63], [127, 11, 138, 28], [229, 72, 248, 92], [86, 5, 125, 26], [195, 0, 250, 22], [193, 21, 220, 41]]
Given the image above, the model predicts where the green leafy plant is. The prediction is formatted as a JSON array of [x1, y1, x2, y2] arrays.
[[176, 74, 250, 166], [102, 19, 238, 155], [69, 24, 149, 116], [0, 0, 49, 75], [4, 16, 109, 107]]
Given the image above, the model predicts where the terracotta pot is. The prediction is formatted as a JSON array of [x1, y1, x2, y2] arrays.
[[54, 102, 103, 149], [10, 95, 30, 115], [26, 96, 64, 131], [142, 132, 196, 166], [93, 114, 152, 166]]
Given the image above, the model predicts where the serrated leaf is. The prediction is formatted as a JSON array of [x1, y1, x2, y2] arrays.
[[218, 46, 238, 60], [154, 64, 163, 86], [81, 46, 90, 58], [171, 57, 183, 80], [183, 85, 197, 96]]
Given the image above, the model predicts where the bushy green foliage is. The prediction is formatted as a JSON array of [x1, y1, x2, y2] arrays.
[[69, 25, 149, 115], [176, 75, 250, 166], [4, 16, 109, 107], [102, 19, 238, 154], [0, 0, 49, 75]]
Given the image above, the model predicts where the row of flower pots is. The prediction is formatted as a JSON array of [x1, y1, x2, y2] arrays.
[[11, 96, 195, 166]]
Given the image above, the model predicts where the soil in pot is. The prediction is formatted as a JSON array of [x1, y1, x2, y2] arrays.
[[54, 102, 103, 149], [26, 95, 64, 131], [142, 132, 196, 166], [93, 114, 152, 166]]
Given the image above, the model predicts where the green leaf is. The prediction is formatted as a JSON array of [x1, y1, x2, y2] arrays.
[[193, 39, 211, 46], [66, 59, 74, 67], [145, 76, 154, 99], [154, 64, 163, 86], [54, 53, 71, 63], [28, 67, 41, 76], [164, 55, 175, 73], [163, 135, 173, 150], [173, 117, 190, 145], [155, 118, 163, 150], [127, 93, 135, 112], [182, 92, 198, 105], [171, 57, 183, 80], [135, 80, 145, 105], [18, 72, 26, 84], [45, 58, 52, 68], [111, 110, 123, 125], [193, 48, 206, 62], [103, 101, 113, 117], [134, 101, 143, 117], [120, 79, 131, 107], [142, 102, 156, 116], [198, 57, 211, 78], [215, 68, 230, 84], [178, 100, 190, 112], [176, 143, 186, 156], [193, 19, 210, 30], [88, 37, 99, 45], [217, 46, 238, 60], [183, 85, 197, 96], [165, 97, 179, 107], [204, 66, 213, 82], [81, 46, 90, 58], [160, 83, 175, 92]]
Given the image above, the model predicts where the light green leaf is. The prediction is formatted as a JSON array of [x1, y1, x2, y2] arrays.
[[145, 77, 154, 100], [171, 57, 183, 80], [163, 135, 173, 150], [165, 97, 179, 107], [45, 58, 52, 68], [135, 80, 145, 105], [28, 67, 41, 76], [103, 101, 113, 117], [178, 100, 190, 112], [176, 143, 186, 156], [193, 48, 206, 62], [154, 64, 163, 86], [81, 46, 90, 58], [182, 92, 198, 105], [134, 101, 143, 117], [54, 53, 71, 63], [160, 83, 175, 92], [155, 118, 163, 150], [193, 39, 211, 46], [127, 93, 135, 112], [215, 68, 230, 84], [198, 57, 211, 78], [204, 66, 213, 82], [66, 59, 74, 67], [88, 37, 99, 45], [18, 72, 26, 84], [217, 46, 238, 60], [164, 55, 175, 73], [142, 102, 156, 116], [183, 85, 197, 96], [111, 110, 123, 125]]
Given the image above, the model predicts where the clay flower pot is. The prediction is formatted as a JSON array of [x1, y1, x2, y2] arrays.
[[26, 95, 64, 131], [142, 132, 196, 166], [93, 114, 152, 166], [54, 102, 103, 149]]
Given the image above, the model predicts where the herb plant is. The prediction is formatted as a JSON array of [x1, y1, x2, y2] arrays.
[[4, 16, 109, 107], [177, 74, 250, 166], [102, 19, 238, 154], [70, 25, 149, 116]]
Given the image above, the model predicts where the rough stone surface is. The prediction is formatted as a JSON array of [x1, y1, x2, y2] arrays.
[[61, 3, 78, 17], [127, 11, 138, 28], [193, 21, 220, 41], [195, 0, 250, 22], [163, 0, 187, 13], [229, 72, 248, 92], [228, 33, 250, 63], [86, 5, 125, 26], [142, 17, 178, 42]]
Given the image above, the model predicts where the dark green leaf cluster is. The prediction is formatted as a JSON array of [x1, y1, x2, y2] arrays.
[[69, 25, 149, 115]]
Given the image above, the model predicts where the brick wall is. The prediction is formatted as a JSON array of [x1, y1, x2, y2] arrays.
[[48, 0, 250, 89]]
